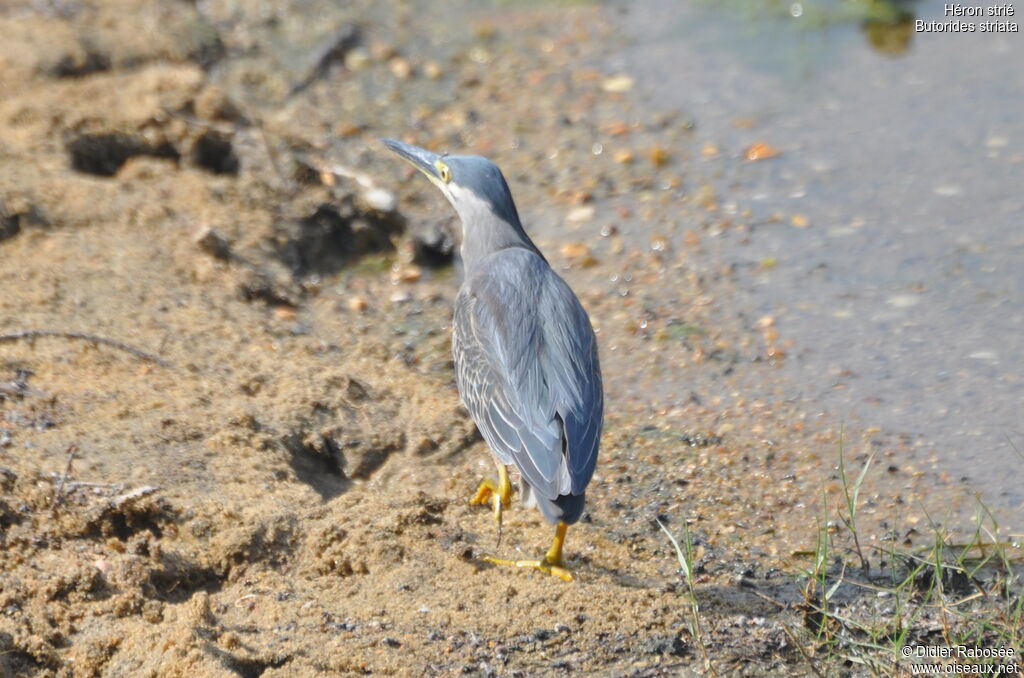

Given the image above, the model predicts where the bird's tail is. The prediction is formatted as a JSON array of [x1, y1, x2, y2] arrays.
[[522, 481, 586, 525]]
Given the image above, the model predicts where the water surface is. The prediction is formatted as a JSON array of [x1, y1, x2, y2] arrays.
[[614, 0, 1023, 511]]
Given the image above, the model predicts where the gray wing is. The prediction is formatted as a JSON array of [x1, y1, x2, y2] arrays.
[[452, 248, 603, 500]]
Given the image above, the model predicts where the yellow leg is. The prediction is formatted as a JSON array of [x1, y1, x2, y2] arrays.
[[469, 465, 512, 543], [481, 521, 574, 582]]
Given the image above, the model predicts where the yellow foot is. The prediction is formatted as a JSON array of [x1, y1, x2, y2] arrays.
[[469, 466, 512, 544], [479, 521, 575, 582], [480, 554, 574, 582], [468, 477, 509, 507]]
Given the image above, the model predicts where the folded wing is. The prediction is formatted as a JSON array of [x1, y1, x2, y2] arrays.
[[452, 248, 603, 501]]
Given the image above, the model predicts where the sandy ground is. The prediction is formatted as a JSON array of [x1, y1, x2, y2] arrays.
[[0, 1, 1010, 676]]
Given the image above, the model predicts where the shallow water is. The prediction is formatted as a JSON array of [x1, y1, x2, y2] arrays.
[[614, 0, 1023, 511]]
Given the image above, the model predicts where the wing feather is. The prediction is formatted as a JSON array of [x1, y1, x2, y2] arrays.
[[452, 248, 602, 500]]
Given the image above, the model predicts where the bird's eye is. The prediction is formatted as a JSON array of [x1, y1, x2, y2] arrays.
[[436, 161, 452, 184]]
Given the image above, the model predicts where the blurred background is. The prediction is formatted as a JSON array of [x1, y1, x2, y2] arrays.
[[617, 0, 1024, 511]]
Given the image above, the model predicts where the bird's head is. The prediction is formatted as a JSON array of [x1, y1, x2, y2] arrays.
[[381, 138, 522, 230]]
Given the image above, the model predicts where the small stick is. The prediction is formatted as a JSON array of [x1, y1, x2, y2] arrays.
[[781, 624, 828, 678], [112, 485, 159, 507], [0, 330, 172, 368], [253, 118, 293, 196], [160, 107, 236, 134], [51, 443, 78, 508], [288, 24, 361, 97], [751, 589, 790, 610], [64, 481, 125, 491]]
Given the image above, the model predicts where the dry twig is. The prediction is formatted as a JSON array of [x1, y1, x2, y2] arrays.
[[0, 330, 172, 368], [51, 443, 78, 509]]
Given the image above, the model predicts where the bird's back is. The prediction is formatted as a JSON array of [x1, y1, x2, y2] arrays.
[[452, 247, 603, 525]]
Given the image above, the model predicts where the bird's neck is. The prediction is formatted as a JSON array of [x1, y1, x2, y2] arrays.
[[454, 203, 543, 277]]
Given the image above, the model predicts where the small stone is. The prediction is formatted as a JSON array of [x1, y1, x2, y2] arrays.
[[693, 185, 716, 209], [561, 242, 591, 259], [195, 227, 231, 260], [370, 42, 397, 61], [396, 265, 423, 283], [336, 122, 362, 137], [194, 86, 242, 122], [886, 295, 918, 308], [567, 206, 595, 223], [389, 57, 413, 79], [0, 206, 20, 242], [344, 48, 371, 71], [468, 46, 491, 64], [745, 141, 780, 161], [274, 306, 297, 320], [423, 61, 443, 80], [601, 74, 634, 93], [649, 146, 670, 167], [606, 121, 631, 136], [474, 22, 497, 40], [92, 558, 114, 576], [614, 150, 634, 164], [142, 600, 164, 624], [968, 351, 997, 361], [560, 242, 597, 267], [362, 188, 396, 213]]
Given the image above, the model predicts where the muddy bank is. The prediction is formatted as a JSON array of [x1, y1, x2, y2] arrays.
[[1, 1, 1018, 676]]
